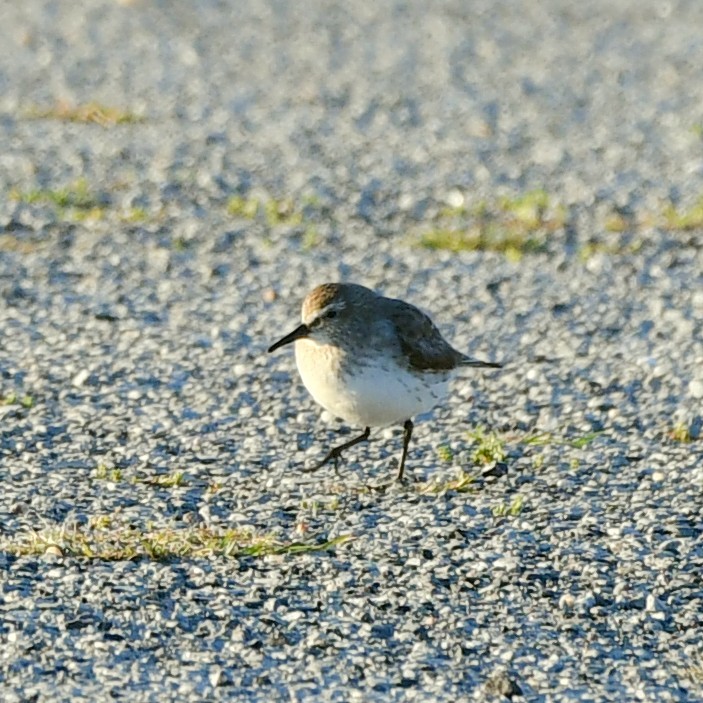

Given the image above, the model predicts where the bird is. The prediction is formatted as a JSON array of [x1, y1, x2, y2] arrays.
[[267, 282, 501, 481]]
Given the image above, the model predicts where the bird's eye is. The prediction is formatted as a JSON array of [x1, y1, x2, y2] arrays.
[[325, 310, 337, 319]]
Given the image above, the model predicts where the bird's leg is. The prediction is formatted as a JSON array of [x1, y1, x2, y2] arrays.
[[396, 419, 414, 482], [308, 427, 371, 473]]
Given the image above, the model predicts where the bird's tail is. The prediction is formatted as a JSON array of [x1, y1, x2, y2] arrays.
[[460, 357, 502, 369]]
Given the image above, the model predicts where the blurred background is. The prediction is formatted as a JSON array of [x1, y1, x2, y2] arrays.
[[3, 0, 703, 263]]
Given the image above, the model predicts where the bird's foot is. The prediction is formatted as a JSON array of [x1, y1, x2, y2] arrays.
[[304, 428, 371, 475], [302, 448, 342, 474]]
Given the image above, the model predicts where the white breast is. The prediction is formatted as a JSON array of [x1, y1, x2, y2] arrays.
[[295, 339, 449, 427]]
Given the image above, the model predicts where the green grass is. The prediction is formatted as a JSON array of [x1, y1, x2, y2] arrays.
[[569, 432, 602, 449], [417, 470, 475, 495], [120, 206, 149, 223], [520, 431, 553, 446], [2, 524, 354, 561], [10, 180, 158, 225], [10, 178, 106, 222], [467, 427, 507, 465], [301, 497, 341, 513], [226, 194, 327, 249], [514, 430, 603, 472], [11, 178, 101, 210], [436, 444, 455, 463], [0, 392, 34, 408], [602, 195, 703, 235], [419, 227, 545, 260], [532, 454, 545, 470], [661, 197, 703, 231], [94, 465, 123, 482], [26, 101, 144, 126], [418, 189, 567, 260], [226, 195, 260, 219], [140, 471, 188, 488], [93, 468, 195, 488], [577, 240, 643, 261], [520, 430, 601, 449], [492, 495, 524, 518], [498, 189, 552, 227], [419, 187, 703, 263], [301, 225, 321, 250], [603, 212, 631, 233], [668, 423, 694, 443], [227, 195, 304, 227]]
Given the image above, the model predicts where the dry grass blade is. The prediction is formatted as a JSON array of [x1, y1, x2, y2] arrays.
[[26, 100, 144, 126], [2, 525, 354, 562]]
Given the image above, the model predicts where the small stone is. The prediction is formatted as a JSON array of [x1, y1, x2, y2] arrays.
[[72, 369, 90, 387], [445, 188, 465, 208], [485, 671, 523, 699], [262, 288, 277, 303], [482, 462, 508, 479], [209, 667, 225, 687]]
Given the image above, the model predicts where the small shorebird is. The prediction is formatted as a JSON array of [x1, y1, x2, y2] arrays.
[[268, 283, 501, 481]]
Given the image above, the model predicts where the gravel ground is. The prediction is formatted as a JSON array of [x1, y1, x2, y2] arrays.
[[1, 1, 703, 701]]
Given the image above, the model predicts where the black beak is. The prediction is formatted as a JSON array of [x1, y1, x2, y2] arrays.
[[268, 323, 310, 353]]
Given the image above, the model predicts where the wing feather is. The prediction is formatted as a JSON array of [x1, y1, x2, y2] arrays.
[[385, 298, 464, 371]]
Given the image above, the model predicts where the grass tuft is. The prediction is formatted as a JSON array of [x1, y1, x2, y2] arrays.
[[467, 427, 506, 465], [1, 392, 34, 408], [227, 195, 304, 227], [492, 496, 524, 518], [436, 444, 454, 463], [418, 189, 567, 259], [417, 470, 475, 495], [94, 465, 123, 482], [661, 197, 703, 231], [668, 423, 693, 443], [120, 206, 149, 223], [10, 178, 104, 211], [26, 101, 144, 126], [520, 430, 601, 449], [9, 180, 159, 225], [226, 195, 260, 219], [140, 471, 188, 488], [301, 225, 321, 249], [301, 497, 341, 514], [569, 432, 601, 449], [2, 524, 354, 562], [604, 212, 631, 232]]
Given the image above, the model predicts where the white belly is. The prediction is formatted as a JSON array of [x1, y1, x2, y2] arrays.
[[295, 339, 449, 427]]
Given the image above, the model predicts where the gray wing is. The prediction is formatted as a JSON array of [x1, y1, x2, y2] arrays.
[[383, 298, 466, 371]]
